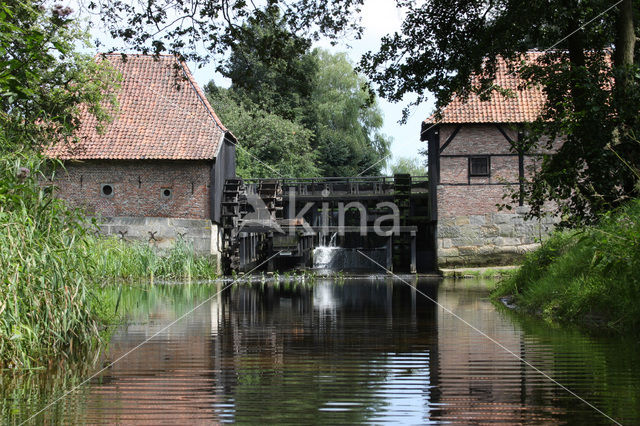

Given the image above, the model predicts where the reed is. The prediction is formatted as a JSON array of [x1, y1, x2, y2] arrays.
[[0, 153, 110, 369], [87, 236, 218, 283], [0, 152, 218, 369]]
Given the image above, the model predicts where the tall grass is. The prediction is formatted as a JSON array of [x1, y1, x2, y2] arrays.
[[493, 199, 640, 333], [88, 236, 218, 283], [0, 153, 109, 369], [0, 152, 218, 369]]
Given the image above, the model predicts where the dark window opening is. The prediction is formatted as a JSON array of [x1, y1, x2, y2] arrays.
[[469, 156, 490, 177], [161, 188, 172, 199], [101, 184, 113, 197]]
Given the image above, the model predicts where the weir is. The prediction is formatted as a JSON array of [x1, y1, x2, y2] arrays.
[[221, 175, 436, 274]]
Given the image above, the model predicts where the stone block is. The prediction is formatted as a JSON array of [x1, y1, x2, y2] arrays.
[[510, 215, 525, 225], [469, 215, 486, 225], [108, 216, 147, 226], [476, 244, 498, 256], [452, 237, 484, 247], [519, 243, 540, 253], [169, 218, 210, 228], [438, 225, 461, 238], [459, 225, 482, 239], [439, 217, 455, 226], [458, 245, 480, 256], [493, 213, 513, 224], [455, 216, 470, 225], [496, 224, 516, 237], [438, 248, 459, 258], [439, 238, 453, 248], [515, 205, 530, 215], [494, 237, 522, 247], [480, 225, 499, 237]]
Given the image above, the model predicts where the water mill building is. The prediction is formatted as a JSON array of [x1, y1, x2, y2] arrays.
[[47, 54, 237, 259], [421, 52, 560, 267]]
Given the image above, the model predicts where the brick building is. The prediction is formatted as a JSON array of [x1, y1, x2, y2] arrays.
[[421, 53, 558, 266], [47, 54, 236, 256]]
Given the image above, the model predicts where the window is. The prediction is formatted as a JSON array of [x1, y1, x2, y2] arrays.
[[469, 156, 490, 177], [161, 188, 173, 199], [101, 184, 114, 197]]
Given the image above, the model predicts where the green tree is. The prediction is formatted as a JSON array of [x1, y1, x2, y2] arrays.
[[212, 10, 390, 178], [388, 156, 427, 176], [205, 84, 318, 178], [0, 1, 118, 152], [360, 0, 640, 227], [93, 0, 364, 63], [310, 49, 391, 176], [221, 6, 318, 123]]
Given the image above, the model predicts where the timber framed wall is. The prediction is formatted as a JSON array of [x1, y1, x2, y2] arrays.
[[424, 123, 558, 267]]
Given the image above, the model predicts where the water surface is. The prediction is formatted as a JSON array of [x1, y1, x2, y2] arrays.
[[4, 277, 640, 424]]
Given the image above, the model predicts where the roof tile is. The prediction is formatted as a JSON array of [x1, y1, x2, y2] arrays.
[[425, 52, 546, 124], [46, 54, 229, 160]]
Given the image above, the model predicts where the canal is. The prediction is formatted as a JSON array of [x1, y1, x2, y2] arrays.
[[3, 277, 640, 424]]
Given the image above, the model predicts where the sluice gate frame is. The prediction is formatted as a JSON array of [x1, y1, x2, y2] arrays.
[[221, 175, 436, 274]]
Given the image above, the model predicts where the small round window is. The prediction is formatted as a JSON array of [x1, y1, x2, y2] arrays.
[[101, 184, 113, 197], [161, 188, 172, 199]]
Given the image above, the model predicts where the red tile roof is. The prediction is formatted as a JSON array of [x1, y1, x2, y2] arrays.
[[47, 54, 231, 160], [424, 52, 546, 124]]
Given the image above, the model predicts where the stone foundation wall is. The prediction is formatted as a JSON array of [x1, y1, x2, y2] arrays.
[[437, 207, 558, 267], [98, 217, 221, 269]]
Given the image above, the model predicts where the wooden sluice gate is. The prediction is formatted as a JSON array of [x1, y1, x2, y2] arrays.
[[220, 175, 436, 274]]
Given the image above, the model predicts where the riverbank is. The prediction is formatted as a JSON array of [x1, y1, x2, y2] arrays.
[[492, 199, 640, 334], [440, 265, 518, 279], [0, 154, 217, 369]]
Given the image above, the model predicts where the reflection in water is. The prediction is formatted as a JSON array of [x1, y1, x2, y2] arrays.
[[4, 278, 640, 424]]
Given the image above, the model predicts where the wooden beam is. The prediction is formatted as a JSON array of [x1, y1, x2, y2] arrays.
[[438, 124, 462, 154]]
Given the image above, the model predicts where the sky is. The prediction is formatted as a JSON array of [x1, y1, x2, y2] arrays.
[[81, 0, 435, 173]]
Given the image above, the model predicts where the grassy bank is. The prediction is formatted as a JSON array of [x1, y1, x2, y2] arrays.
[[492, 199, 640, 333], [0, 153, 217, 369]]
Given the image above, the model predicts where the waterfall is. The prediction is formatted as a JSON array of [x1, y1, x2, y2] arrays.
[[312, 232, 387, 272], [313, 233, 339, 269]]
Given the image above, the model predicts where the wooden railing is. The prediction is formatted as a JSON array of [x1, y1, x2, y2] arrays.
[[243, 176, 428, 197]]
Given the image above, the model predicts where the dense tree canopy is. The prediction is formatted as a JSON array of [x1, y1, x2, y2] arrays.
[[221, 7, 317, 122], [361, 0, 640, 226], [208, 7, 390, 178], [91, 0, 364, 63], [309, 50, 390, 176], [205, 84, 318, 178]]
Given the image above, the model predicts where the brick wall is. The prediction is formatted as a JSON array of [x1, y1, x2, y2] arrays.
[[436, 123, 559, 266], [53, 160, 212, 220]]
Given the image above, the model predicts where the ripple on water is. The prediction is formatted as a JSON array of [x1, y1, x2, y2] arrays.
[[6, 278, 640, 424]]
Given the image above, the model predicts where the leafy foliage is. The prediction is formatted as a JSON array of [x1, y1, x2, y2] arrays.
[[209, 8, 391, 178], [361, 0, 640, 226], [493, 198, 640, 333], [91, 0, 364, 63], [388, 156, 428, 176], [0, 0, 119, 152], [310, 50, 390, 176], [222, 6, 318, 122], [206, 84, 318, 178]]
